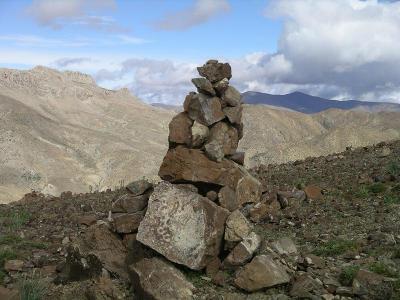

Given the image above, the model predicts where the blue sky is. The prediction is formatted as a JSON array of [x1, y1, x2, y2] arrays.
[[1, 0, 400, 104]]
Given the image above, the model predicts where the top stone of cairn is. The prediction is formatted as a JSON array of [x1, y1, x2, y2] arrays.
[[197, 60, 232, 83]]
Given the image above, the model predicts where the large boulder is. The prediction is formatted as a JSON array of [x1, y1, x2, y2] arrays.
[[197, 60, 232, 83], [168, 112, 193, 145], [159, 147, 262, 205], [129, 257, 195, 300], [185, 93, 225, 126], [234, 255, 290, 292], [137, 181, 229, 270], [205, 122, 239, 162]]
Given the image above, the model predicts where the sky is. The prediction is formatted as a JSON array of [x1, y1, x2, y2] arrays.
[[1, 0, 400, 104]]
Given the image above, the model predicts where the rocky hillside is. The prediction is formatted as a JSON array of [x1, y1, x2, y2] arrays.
[[0, 140, 399, 299], [1, 67, 400, 203]]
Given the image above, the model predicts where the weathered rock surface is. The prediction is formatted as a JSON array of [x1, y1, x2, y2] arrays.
[[197, 60, 232, 83], [289, 274, 325, 298], [191, 121, 209, 147], [112, 211, 144, 234], [228, 152, 245, 166], [168, 112, 193, 145], [126, 180, 153, 196], [222, 86, 241, 107], [224, 232, 261, 266], [272, 237, 298, 256], [186, 93, 225, 126], [205, 122, 239, 162], [137, 181, 229, 270], [223, 106, 242, 124], [225, 210, 252, 243], [129, 257, 195, 300], [60, 223, 128, 282], [111, 192, 149, 213], [352, 269, 392, 299], [192, 77, 216, 96], [213, 78, 229, 96], [304, 185, 323, 201], [4, 259, 24, 272], [234, 255, 290, 292]]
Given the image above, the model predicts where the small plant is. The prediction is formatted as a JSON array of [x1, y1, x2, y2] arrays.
[[384, 195, 400, 205], [368, 183, 386, 194], [0, 248, 17, 284], [355, 186, 369, 198], [0, 209, 31, 231], [339, 265, 360, 286], [18, 277, 46, 300], [388, 161, 400, 177], [313, 239, 358, 256], [369, 262, 398, 278]]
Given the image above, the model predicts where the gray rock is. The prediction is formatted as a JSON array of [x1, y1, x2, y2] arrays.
[[225, 210, 252, 243], [168, 112, 193, 145], [272, 237, 298, 256], [192, 77, 216, 96], [205, 122, 238, 162], [213, 78, 229, 96], [223, 106, 242, 124], [224, 232, 261, 266], [129, 257, 195, 300], [191, 121, 209, 148], [234, 255, 290, 292], [186, 93, 225, 126], [290, 274, 325, 298], [126, 179, 153, 196], [222, 86, 241, 107], [137, 181, 229, 270]]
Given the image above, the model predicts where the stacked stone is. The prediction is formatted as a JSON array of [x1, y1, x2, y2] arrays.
[[136, 60, 264, 274]]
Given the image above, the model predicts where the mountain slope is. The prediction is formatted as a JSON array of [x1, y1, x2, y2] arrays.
[[0, 67, 174, 203], [242, 91, 400, 113]]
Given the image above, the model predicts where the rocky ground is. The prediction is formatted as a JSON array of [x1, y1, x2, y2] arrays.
[[0, 140, 399, 299]]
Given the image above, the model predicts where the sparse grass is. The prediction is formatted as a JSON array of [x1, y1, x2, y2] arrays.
[[313, 239, 358, 256], [181, 268, 205, 287], [384, 195, 400, 205], [368, 183, 386, 194], [369, 262, 399, 278], [0, 209, 31, 231], [388, 161, 400, 177], [339, 265, 360, 286], [355, 186, 369, 198], [0, 248, 17, 284], [0, 234, 47, 250], [18, 277, 47, 300], [393, 248, 400, 259]]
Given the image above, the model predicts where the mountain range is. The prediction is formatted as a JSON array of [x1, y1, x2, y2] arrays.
[[242, 91, 400, 114], [1, 66, 400, 202]]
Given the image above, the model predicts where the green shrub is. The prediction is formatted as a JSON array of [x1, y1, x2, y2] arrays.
[[313, 239, 358, 256], [0, 249, 17, 267], [356, 186, 369, 198], [369, 262, 398, 278], [384, 195, 400, 205], [339, 265, 360, 286], [368, 183, 386, 194], [388, 161, 400, 177]]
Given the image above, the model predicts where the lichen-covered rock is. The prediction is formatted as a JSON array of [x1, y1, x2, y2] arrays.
[[197, 60, 232, 83], [205, 122, 239, 162], [129, 257, 195, 300], [213, 78, 229, 96], [168, 112, 193, 145], [225, 210, 252, 243], [192, 77, 216, 96], [191, 121, 209, 148], [137, 181, 229, 270], [234, 255, 290, 292], [186, 93, 225, 126]]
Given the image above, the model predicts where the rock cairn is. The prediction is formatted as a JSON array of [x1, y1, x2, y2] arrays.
[[136, 60, 270, 280]]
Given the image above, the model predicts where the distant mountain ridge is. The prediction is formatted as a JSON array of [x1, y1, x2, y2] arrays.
[[242, 91, 400, 114]]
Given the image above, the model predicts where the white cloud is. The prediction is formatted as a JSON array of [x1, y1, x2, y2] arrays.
[[53, 57, 93, 68], [26, 0, 128, 32], [154, 0, 230, 31], [0, 35, 90, 47]]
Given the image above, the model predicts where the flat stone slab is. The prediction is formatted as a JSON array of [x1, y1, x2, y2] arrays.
[[137, 181, 229, 270]]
